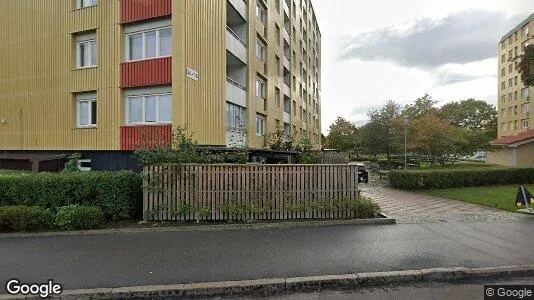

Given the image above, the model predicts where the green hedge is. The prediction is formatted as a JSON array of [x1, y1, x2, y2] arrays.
[[389, 168, 534, 190], [55, 205, 105, 231], [0, 206, 54, 232], [0, 171, 142, 221]]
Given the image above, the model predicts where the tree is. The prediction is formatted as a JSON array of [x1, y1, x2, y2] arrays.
[[326, 117, 360, 153], [408, 114, 469, 165], [361, 100, 402, 158], [439, 99, 497, 151], [517, 44, 534, 87], [402, 94, 438, 119]]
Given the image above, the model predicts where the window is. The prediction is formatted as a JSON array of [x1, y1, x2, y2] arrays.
[[284, 123, 291, 139], [522, 88, 530, 100], [126, 93, 172, 124], [226, 102, 247, 132], [522, 103, 530, 113], [76, 38, 97, 68], [256, 114, 266, 136], [502, 123, 506, 132], [509, 93, 513, 102], [275, 88, 281, 107], [515, 91, 518, 100], [514, 120, 518, 130], [515, 76, 518, 86], [501, 54, 506, 63], [501, 68, 505, 77], [126, 27, 171, 61], [76, 92, 97, 127], [275, 25, 281, 45], [256, 76, 266, 99], [256, 1, 266, 23], [509, 107, 513, 116], [509, 50, 513, 59], [76, 0, 97, 9], [523, 119, 530, 129], [509, 65, 513, 73], [509, 121, 513, 131], [515, 46, 518, 57], [256, 39, 266, 61], [514, 106, 518, 115], [509, 78, 513, 87], [501, 109, 505, 117], [501, 82, 505, 90], [77, 159, 92, 172], [524, 26, 530, 37], [501, 95, 505, 103]]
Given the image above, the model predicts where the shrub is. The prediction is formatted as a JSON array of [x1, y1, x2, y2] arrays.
[[54, 205, 105, 231], [0, 206, 53, 232], [389, 167, 534, 190], [0, 171, 142, 221]]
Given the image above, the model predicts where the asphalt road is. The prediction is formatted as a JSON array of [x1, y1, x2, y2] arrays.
[[1, 219, 534, 292]]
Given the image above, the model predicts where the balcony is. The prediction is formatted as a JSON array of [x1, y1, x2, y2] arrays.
[[121, 0, 172, 24], [121, 57, 172, 88], [283, 28, 290, 42], [120, 124, 172, 150], [283, 55, 290, 69], [283, 0, 290, 15], [226, 27, 247, 63], [226, 77, 247, 107], [283, 111, 291, 123], [228, 0, 247, 21], [283, 83, 291, 96]]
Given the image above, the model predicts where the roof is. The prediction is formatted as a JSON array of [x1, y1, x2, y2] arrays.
[[499, 12, 534, 43], [491, 129, 534, 146]]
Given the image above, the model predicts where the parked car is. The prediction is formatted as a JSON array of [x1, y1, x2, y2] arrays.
[[357, 163, 369, 183]]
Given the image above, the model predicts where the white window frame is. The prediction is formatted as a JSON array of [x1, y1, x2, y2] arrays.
[[126, 93, 172, 125], [76, 0, 98, 9], [76, 93, 97, 128], [76, 39, 97, 68], [256, 114, 266, 136], [256, 1, 266, 23], [256, 39, 266, 61], [226, 102, 247, 132], [77, 159, 92, 172], [256, 77, 266, 99], [523, 119, 530, 129], [125, 26, 172, 62]]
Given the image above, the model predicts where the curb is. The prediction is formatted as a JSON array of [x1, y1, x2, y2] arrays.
[[0, 216, 395, 238], [1, 265, 533, 299]]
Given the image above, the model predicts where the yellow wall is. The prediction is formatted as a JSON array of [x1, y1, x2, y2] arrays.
[[516, 142, 534, 166], [487, 147, 515, 166], [0, 0, 322, 151]]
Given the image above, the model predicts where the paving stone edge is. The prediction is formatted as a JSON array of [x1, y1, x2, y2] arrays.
[[1, 265, 533, 299]]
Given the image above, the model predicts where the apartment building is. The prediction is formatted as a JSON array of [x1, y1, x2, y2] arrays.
[[497, 13, 533, 137], [489, 13, 534, 167], [0, 0, 322, 170]]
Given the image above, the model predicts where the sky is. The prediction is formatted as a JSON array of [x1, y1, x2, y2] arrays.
[[310, 0, 534, 133]]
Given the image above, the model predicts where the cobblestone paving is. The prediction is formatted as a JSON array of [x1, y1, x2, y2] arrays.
[[361, 181, 532, 223]]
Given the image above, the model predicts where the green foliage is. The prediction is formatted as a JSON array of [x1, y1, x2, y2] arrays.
[[54, 205, 105, 231], [361, 100, 402, 157], [389, 168, 534, 190], [0, 171, 142, 221], [265, 125, 295, 151], [134, 125, 249, 165], [62, 153, 82, 173], [402, 94, 438, 119], [518, 44, 534, 87], [296, 139, 319, 164], [326, 117, 361, 152], [0, 206, 54, 232]]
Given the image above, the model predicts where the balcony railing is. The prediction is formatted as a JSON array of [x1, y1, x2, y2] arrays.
[[226, 26, 247, 47], [226, 77, 246, 90]]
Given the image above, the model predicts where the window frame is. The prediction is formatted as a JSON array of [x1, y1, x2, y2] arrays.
[[256, 38, 266, 61], [76, 39, 97, 69], [256, 114, 266, 136], [76, 96, 97, 128], [76, 0, 98, 9], [125, 93, 172, 125], [226, 102, 247, 132], [256, 1, 266, 23], [256, 77, 266, 99], [125, 26, 172, 62]]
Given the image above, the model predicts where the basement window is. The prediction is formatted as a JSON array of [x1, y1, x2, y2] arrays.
[[76, 0, 98, 9]]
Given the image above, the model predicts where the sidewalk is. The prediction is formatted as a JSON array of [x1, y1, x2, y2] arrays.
[[361, 183, 530, 223]]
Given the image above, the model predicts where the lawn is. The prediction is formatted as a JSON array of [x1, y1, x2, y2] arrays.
[[423, 184, 533, 212]]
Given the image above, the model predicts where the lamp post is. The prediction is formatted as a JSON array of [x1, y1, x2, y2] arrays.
[[403, 116, 409, 170]]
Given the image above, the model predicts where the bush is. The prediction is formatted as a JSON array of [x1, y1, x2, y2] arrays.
[[0, 171, 142, 221], [389, 167, 534, 190], [0, 206, 53, 232], [54, 205, 105, 231]]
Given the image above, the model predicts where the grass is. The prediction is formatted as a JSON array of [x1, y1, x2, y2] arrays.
[[418, 162, 502, 170], [423, 184, 533, 212]]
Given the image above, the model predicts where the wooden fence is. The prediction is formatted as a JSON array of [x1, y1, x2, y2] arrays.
[[143, 164, 359, 221]]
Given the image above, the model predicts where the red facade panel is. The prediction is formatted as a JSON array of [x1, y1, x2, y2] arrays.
[[121, 0, 172, 24], [120, 57, 172, 88], [120, 124, 173, 151]]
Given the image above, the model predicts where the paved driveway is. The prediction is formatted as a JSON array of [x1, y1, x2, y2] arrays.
[[360, 183, 531, 223]]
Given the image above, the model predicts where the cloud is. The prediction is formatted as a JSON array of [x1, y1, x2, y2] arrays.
[[350, 105, 382, 115], [432, 70, 492, 86], [339, 9, 526, 69]]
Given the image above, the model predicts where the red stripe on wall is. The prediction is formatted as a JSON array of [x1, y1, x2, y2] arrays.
[[120, 57, 172, 88], [120, 124, 173, 151], [121, 0, 172, 24]]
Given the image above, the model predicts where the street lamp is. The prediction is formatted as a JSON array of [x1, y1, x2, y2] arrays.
[[403, 116, 410, 170]]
